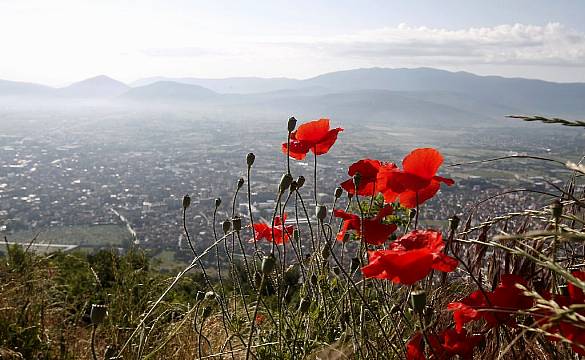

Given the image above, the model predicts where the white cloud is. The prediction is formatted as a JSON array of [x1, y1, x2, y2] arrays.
[[272, 23, 585, 67]]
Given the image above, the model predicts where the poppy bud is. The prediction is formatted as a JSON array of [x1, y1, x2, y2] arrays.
[[410, 209, 417, 219], [261, 254, 276, 275], [254, 272, 263, 288], [279, 173, 293, 193], [284, 265, 300, 286], [350, 257, 360, 273], [182, 194, 191, 209], [293, 229, 300, 242], [353, 172, 362, 188], [246, 152, 255, 167], [204, 291, 216, 300], [202, 306, 212, 319], [310, 273, 318, 286], [232, 216, 242, 232], [334, 187, 343, 199], [342, 233, 350, 243], [449, 215, 460, 231], [289, 181, 298, 192], [321, 243, 331, 260], [237, 177, 245, 190], [287, 116, 297, 132], [222, 219, 231, 234], [316, 204, 327, 220], [298, 297, 311, 313], [215, 198, 222, 208], [90, 304, 108, 325], [296, 176, 305, 188], [410, 290, 426, 314], [551, 199, 563, 219]]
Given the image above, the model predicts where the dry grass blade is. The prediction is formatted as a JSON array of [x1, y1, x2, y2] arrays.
[[507, 115, 585, 128]]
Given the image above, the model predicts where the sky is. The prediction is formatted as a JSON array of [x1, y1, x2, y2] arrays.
[[1, 0, 584, 86]]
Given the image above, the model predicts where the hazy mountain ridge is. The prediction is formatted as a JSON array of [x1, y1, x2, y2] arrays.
[[1, 68, 584, 126]]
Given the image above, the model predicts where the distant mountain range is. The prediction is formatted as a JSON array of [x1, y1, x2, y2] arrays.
[[1, 67, 584, 127]]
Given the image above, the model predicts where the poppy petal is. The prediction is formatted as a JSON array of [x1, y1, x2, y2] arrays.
[[402, 148, 444, 180], [313, 128, 343, 155], [295, 118, 330, 142]]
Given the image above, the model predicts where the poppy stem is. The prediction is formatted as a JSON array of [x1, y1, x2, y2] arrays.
[[314, 148, 318, 205], [287, 131, 291, 175]]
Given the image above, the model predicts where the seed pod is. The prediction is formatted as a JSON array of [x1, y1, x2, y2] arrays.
[[222, 219, 231, 234], [321, 243, 331, 260], [551, 199, 563, 219], [232, 216, 242, 232], [90, 304, 107, 325], [410, 290, 427, 314], [287, 117, 297, 132], [279, 173, 293, 193], [298, 297, 311, 313], [261, 254, 276, 275], [202, 306, 212, 319], [182, 194, 191, 209], [237, 177, 245, 190], [246, 152, 256, 167], [316, 204, 327, 220], [449, 215, 460, 231], [334, 187, 343, 199], [296, 176, 305, 188], [215, 198, 222, 208]]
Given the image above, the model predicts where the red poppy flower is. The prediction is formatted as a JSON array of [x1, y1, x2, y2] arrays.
[[282, 118, 343, 160], [535, 271, 585, 355], [380, 148, 454, 208], [361, 230, 458, 285], [251, 214, 294, 245], [406, 329, 483, 360], [447, 274, 533, 333], [340, 159, 398, 196], [333, 205, 396, 245]]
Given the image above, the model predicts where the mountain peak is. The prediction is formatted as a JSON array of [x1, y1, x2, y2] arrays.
[[58, 75, 129, 98]]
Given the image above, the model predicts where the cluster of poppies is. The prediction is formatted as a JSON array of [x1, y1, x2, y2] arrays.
[[251, 118, 585, 357]]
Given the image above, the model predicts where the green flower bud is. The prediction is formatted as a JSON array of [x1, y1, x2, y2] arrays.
[[246, 152, 256, 167], [316, 204, 327, 221], [353, 172, 362, 188], [334, 187, 343, 199], [182, 194, 191, 209], [287, 117, 297, 132], [232, 216, 242, 232], [289, 181, 298, 192], [551, 199, 563, 219], [279, 173, 293, 193], [261, 254, 276, 275], [298, 297, 311, 313], [293, 229, 300, 242], [202, 306, 212, 319], [215, 198, 221, 208], [449, 215, 460, 231], [222, 219, 231, 234], [321, 243, 331, 260], [410, 290, 427, 314], [237, 177, 245, 190], [296, 176, 305, 188], [90, 304, 107, 325]]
